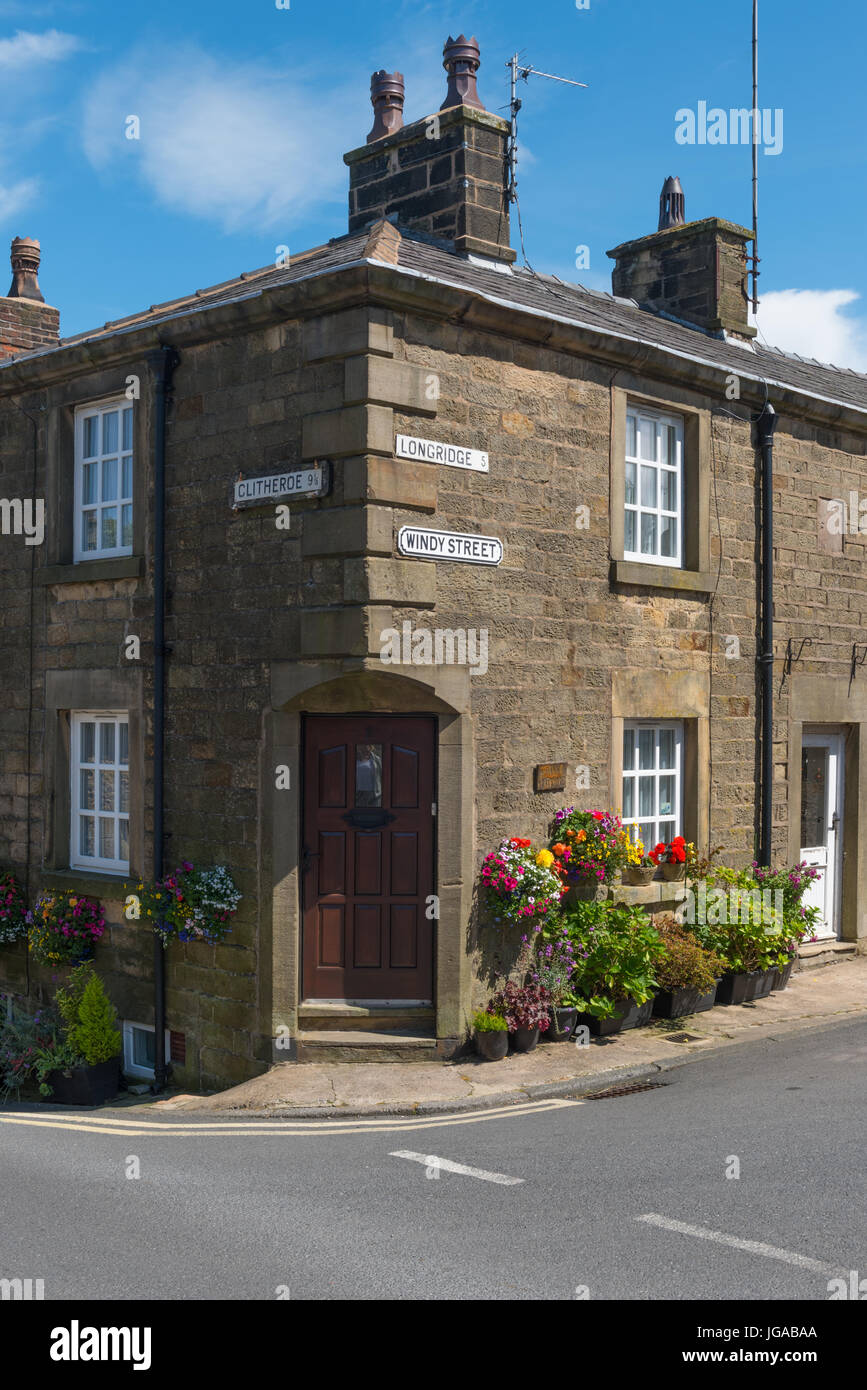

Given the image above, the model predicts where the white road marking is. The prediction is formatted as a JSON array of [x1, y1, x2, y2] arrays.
[[390, 1150, 524, 1185], [637, 1213, 846, 1276]]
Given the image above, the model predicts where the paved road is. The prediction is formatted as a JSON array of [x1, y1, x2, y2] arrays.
[[1, 1017, 865, 1301]]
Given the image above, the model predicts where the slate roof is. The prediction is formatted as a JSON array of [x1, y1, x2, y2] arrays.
[[8, 225, 867, 417]]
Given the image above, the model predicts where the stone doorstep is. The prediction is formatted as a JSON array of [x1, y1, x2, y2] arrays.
[[797, 940, 857, 971], [296, 1030, 440, 1064], [297, 1002, 435, 1034]]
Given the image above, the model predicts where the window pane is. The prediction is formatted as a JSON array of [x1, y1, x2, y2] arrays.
[[624, 460, 636, 506], [658, 728, 676, 769], [639, 821, 654, 849], [122, 407, 133, 452], [660, 515, 677, 558], [639, 419, 656, 461], [81, 722, 95, 764], [626, 415, 637, 457], [83, 416, 98, 457], [623, 727, 635, 769], [640, 465, 657, 508], [102, 457, 118, 501], [119, 723, 129, 765], [638, 776, 655, 818], [101, 507, 117, 550], [80, 768, 94, 810], [79, 816, 95, 857], [119, 769, 129, 814], [659, 819, 676, 844], [660, 469, 677, 512], [102, 411, 119, 454], [624, 509, 636, 554], [133, 1027, 155, 1068], [355, 743, 383, 807], [100, 770, 115, 812], [122, 456, 133, 498], [99, 818, 115, 860], [82, 509, 98, 552], [664, 423, 678, 467], [622, 777, 634, 818], [82, 462, 98, 506], [640, 512, 657, 555], [119, 817, 130, 864], [659, 775, 675, 817], [99, 722, 115, 764], [638, 728, 655, 769], [121, 504, 133, 549]]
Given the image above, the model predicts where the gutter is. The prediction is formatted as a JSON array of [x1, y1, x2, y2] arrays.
[[755, 401, 778, 866], [149, 345, 180, 1093]]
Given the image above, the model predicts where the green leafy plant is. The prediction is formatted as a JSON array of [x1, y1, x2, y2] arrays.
[[553, 900, 665, 1019], [27, 891, 106, 964], [654, 915, 724, 994], [0, 871, 28, 945], [0, 1006, 83, 1099], [471, 1009, 508, 1034], [55, 964, 121, 1066]]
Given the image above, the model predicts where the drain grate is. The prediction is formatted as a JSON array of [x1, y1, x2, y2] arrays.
[[585, 1080, 668, 1100], [663, 1031, 706, 1044]]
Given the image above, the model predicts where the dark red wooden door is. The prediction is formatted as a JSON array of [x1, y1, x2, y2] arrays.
[[302, 716, 435, 1001]]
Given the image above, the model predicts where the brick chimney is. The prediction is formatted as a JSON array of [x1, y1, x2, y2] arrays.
[[0, 237, 60, 359], [607, 181, 756, 340], [345, 35, 515, 264]]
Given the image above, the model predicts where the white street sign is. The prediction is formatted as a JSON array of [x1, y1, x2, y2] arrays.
[[395, 434, 489, 473], [397, 525, 503, 566], [233, 465, 328, 508]]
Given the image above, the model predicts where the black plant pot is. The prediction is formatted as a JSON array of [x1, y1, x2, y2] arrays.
[[45, 1057, 120, 1106], [715, 968, 775, 1006], [771, 957, 796, 992], [576, 997, 654, 1037], [510, 1026, 540, 1053], [652, 984, 718, 1019], [547, 1006, 579, 1042], [475, 1030, 508, 1062]]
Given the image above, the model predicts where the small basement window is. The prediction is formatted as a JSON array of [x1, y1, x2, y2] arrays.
[[123, 1021, 172, 1079]]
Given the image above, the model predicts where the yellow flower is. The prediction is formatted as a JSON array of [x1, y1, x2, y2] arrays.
[[536, 848, 555, 868]]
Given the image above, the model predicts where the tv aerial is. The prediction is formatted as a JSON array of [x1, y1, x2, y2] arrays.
[[506, 54, 588, 206]]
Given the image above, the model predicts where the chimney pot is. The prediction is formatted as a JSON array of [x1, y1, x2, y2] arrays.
[[367, 70, 405, 143], [441, 34, 485, 111], [8, 236, 44, 302], [658, 176, 685, 231]]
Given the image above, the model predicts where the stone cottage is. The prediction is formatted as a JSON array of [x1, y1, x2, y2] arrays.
[[1, 35, 865, 1089]]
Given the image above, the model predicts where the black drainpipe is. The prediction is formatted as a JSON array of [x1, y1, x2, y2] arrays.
[[755, 401, 777, 867], [149, 345, 179, 1093]]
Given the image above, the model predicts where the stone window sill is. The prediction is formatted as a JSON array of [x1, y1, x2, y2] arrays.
[[613, 559, 716, 594], [39, 868, 131, 901], [35, 556, 144, 586]]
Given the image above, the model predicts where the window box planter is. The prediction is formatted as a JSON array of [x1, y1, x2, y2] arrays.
[[546, 1006, 579, 1041], [623, 865, 656, 886], [770, 957, 796, 992], [659, 862, 686, 882], [510, 1026, 540, 1053], [45, 1057, 120, 1106], [576, 996, 654, 1037], [652, 984, 718, 1019], [715, 968, 775, 1006], [475, 1030, 508, 1062]]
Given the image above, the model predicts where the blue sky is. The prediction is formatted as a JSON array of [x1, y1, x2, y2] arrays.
[[2, 0, 865, 367]]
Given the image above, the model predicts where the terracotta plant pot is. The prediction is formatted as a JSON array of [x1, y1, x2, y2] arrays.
[[652, 984, 718, 1018], [660, 862, 686, 882], [623, 865, 656, 886], [45, 1057, 120, 1106], [475, 1030, 508, 1062], [547, 1006, 579, 1041], [510, 1026, 540, 1053]]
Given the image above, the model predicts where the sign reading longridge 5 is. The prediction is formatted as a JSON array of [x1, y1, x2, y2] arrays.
[[232, 464, 329, 509], [397, 526, 503, 566], [395, 435, 489, 473]]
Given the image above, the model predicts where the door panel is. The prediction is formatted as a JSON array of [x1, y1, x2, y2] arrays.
[[302, 716, 435, 1000], [800, 734, 843, 941]]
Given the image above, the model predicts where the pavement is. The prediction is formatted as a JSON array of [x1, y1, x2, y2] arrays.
[[160, 955, 867, 1118]]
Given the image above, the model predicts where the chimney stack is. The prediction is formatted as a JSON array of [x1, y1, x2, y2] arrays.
[[607, 181, 755, 340], [345, 34, 514, 264], [0, 237, 60, 359]]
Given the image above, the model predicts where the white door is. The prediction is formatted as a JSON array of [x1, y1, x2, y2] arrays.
[[800, 734, 844, 940]]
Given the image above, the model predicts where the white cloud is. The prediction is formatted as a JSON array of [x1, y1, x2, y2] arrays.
[[0, 176, 39, 221], [82, 46, 367, 235], [0, 29, 81, 69], [753, 289, 867, 373]]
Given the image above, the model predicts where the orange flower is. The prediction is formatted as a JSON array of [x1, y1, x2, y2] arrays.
[[552, 843, 567, 858], [576, 829, 587, 843]]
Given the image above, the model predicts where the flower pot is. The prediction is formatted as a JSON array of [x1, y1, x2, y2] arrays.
[[652, 984, 718, 1019], [623, 865, 657, 886], [715, 968, 775, 1006], [547, 1006, 579, 1042], [771, 957, 796, 991], [576, 997, 654, 1036], [660, 862, 686, 882], [510, 1026, 540, 1053], [475, 1030, 508, 1062], [44, 1057, 120, 1106]]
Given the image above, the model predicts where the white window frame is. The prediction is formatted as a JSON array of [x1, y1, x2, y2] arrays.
[[73, 397, 134, 563], [622, 720, 684, 850], [123, 1021, 172, 1080], [70, 712, 130, 874], [624, 404, 684, 568]]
